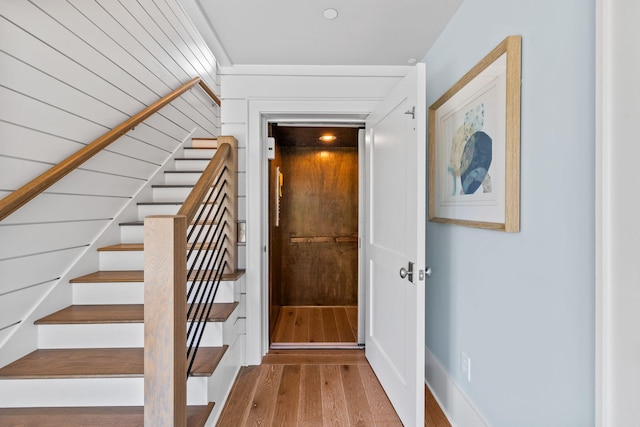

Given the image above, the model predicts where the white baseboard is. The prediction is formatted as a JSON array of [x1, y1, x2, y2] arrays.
[[425, 347, 490, 427]]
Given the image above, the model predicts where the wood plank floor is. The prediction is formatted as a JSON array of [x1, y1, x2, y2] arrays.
[[272, 306, 358, 344], [425, 385, 451, 427], [217, 349, 452, 426], [216, 350, 402, 426]]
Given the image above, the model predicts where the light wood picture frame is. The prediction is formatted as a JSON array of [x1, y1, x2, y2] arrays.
[[428, 35, 521, 232]]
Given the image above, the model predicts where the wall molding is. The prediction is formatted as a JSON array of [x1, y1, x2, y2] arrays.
[[425, 347, 489, 427], [219, 64, 412, 77]]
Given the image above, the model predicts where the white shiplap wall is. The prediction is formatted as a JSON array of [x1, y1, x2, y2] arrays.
[[0, 0, 220, 359]]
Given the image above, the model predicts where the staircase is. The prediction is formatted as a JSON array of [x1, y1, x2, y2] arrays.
[[0, 139, 245, 426]]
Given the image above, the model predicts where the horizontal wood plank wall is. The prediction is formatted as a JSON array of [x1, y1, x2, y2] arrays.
[[0, 0, 220, 351]]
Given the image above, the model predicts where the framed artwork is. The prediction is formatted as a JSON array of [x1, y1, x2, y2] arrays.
[[428, 35, 521, 232]]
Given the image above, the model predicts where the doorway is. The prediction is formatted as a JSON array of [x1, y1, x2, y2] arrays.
[[267, 123, 362, 348]]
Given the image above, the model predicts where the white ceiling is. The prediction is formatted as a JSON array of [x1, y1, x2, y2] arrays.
[[184, 0, 463, 66]]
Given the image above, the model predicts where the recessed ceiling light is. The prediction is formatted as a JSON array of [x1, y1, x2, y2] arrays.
[[408, 58, 417, 65], [319, 134, 337, 142], [323, 8, 338, 20]]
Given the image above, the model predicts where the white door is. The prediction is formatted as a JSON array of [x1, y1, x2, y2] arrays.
[[365, 63, 426, 426]]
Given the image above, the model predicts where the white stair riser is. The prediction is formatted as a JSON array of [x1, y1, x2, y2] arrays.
[[183, 148, 216, 159], [137, 203, 181, 219], [99, 251, 144, 271], [119, 225, 142, 244], [175, 159, 210, 171], [152, 186, 193, 202], [186, 280, 237, 306], [39, 322, 224, 349], [153, 187, 220, 204], [121, 224, 221, 244], [164, 172, 203, 185], [99, 250, 221, 271], [72, 281, 236, 305], [39, 324, 143, 349], [137, 203, 217, 221], [73, 282, 143, 305], [0, 377, 208, 407]]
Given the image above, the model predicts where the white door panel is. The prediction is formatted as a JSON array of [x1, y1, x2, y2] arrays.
[[365, 63, 426, 426]]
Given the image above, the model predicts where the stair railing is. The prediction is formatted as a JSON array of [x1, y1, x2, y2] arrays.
[[0, 77, 220, 222], [144, 136, 238, 427]]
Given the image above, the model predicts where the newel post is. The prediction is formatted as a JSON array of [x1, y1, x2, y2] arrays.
[[144, 215, 187, 427]]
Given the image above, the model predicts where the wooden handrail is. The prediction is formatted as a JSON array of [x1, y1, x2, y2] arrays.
[[198, 80, 221, 107], [177, 143, 230, 223], [0, 77, 221, 222]]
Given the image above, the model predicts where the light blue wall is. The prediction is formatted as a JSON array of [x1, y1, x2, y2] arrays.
[[423, 0, 594, 425]]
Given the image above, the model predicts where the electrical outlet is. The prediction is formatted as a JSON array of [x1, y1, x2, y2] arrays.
[[461, 352, 471, 382]]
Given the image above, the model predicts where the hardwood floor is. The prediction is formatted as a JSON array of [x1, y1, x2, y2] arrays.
[[217, 349, 452, 426], [216, 350, 401, 426], [272, 306, 358, 344], [425, 385, 451, 427]]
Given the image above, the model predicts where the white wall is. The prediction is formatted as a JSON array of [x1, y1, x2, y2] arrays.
[[597, 0, 640, 424], [219, 65, 409, 364], [423, 0, 595, 425], [0, 0, 220, 364]]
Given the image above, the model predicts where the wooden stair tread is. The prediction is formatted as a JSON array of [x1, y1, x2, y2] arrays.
[[98, 242, 213, 251], [136, 201, 215, 205], [0, 346, 227, 379], [70, 270, 143, 283], [0, 403, 214, 426], [136, 201, 184, 205], [98, 243, 144, 251], [70, 269, 245, 283], [120, 220, 216, 226], [35, 302, 239, 324], [119, 221, 145, 226], [191, 138, 218, 149]]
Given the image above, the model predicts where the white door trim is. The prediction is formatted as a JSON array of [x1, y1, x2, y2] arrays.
[[596, 0, 640, 424], [595, 1, 608, 424], [244, 99, 383, 364]]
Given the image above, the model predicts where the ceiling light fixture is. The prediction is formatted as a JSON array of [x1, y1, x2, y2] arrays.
[[319, 134, 337, 142], [323, 8, 338, 20]]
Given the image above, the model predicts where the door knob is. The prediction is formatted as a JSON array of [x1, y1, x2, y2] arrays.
[[425, 266, 432, 278], [399, 262, 414, 283]]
